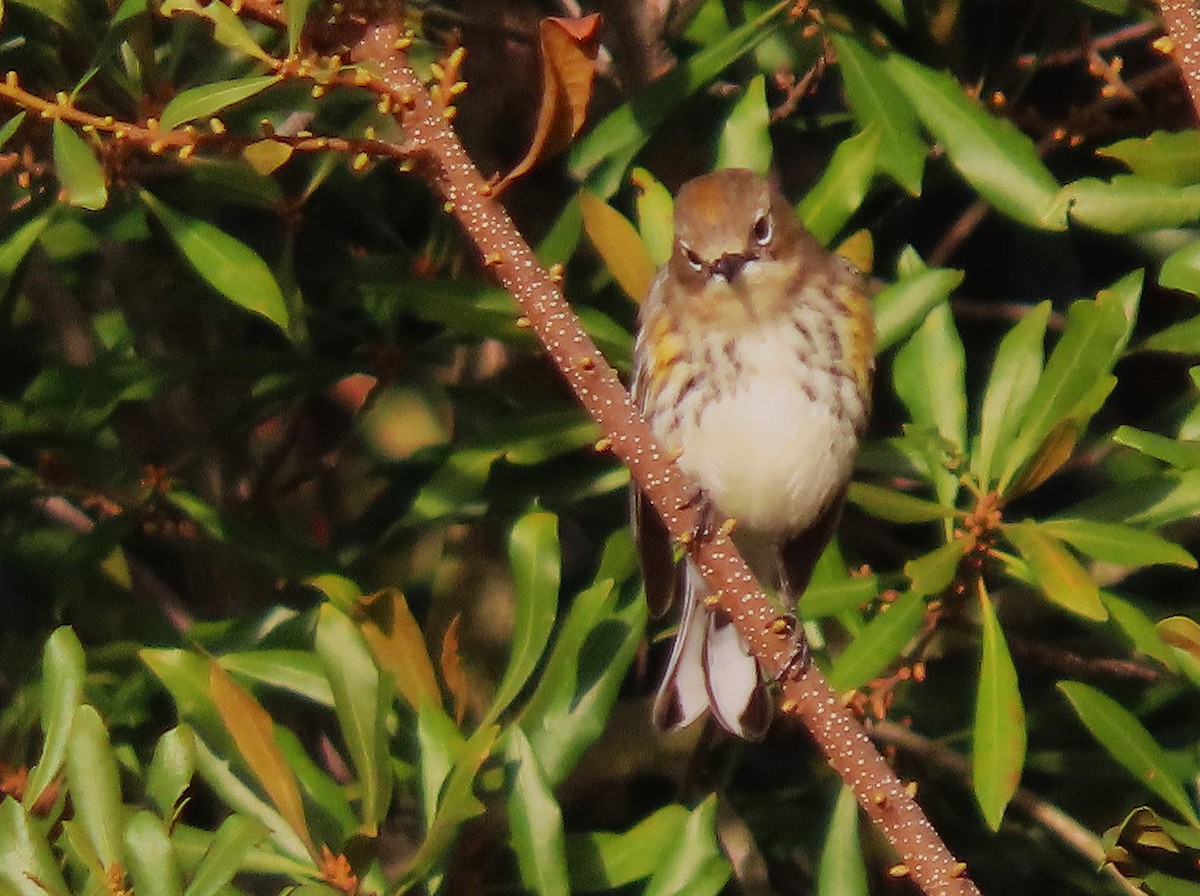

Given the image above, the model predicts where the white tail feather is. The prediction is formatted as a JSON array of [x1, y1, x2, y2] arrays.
[[653, 562, 765, 738]]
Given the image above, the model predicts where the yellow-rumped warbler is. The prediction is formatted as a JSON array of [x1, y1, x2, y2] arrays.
[[633, 168, 875, 739]]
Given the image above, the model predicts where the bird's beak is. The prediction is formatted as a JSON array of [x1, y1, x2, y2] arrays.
[[711, 252, 750, 282]]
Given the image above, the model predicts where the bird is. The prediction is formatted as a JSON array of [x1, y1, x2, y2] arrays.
[[632, 168, 875, 739]]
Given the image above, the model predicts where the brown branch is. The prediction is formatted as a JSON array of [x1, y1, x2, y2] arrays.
[[1156, 0, 1200, 122], [222, 3, 981, 893]]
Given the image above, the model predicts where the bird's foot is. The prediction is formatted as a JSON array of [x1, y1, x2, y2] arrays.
[[773, 614, 811, 681], [676, 487, 734, 555]]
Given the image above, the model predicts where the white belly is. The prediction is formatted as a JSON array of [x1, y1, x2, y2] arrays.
[[673, 356, 857, 537]]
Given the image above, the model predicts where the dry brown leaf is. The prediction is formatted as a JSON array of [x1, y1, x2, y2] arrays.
[[493, 14, 601, 193], [439, 614, 470, 725], [209, 661, 316, 858]]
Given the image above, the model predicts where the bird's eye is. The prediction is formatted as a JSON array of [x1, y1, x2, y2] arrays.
[[751, 212, 773, 245], [683, 245, 705, 272]]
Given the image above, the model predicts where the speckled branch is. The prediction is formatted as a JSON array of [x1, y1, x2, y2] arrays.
[[1157, 0, 1200, 121], [358, 39, 980, 896], [228, 0, 981, 891]]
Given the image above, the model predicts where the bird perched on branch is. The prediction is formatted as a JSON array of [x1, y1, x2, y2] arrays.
[[633, 168, 875, 739]]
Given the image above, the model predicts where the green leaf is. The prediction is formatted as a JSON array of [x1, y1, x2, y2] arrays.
[[1040, 517, 1195, 569], [402, 447, 501, 525], [1160, 238, 1200, 297], [893, 301, 967, 451], [566, 806, 691, 890], [483, 510, 560, 726], [882, 53, 1065, 230], [872, 263, 963, 352], [141, 648, 230, 751], [1141, 312, 1200, 354], [65, 706, 124, 870], [396, 720, 497, 890], [973, 583, 1025, 831], [0, 112, 25, 150], [140, 190, 289, 330], [184, 815, 270, 896], [829, 33, 925, 195], [798, 125, 881, 245], [0, 210, 54, 299], [1104, 594, 1178, 670], [159, 75, 283, 132], [283, 0, 313, 54], [971, 301, 1050, 489], [146, 726, 196, 820], [0, 798, 69, 896], [1058, 681, 1200, 826], [815, 786, 869, 896], [504, 728, 570, 896], [415, 701, 463, 829], [847, 481, 958, 523], [1065, 469, 1200, 528], [1062, 175, 1200, 233], [273, 726, 356, 835], [799, 575, 880, 618], [314, 603, 393, 834], [643, 796, 731, 896], [521, 572, 645, 785], [569, 1, 790, 197], [123, 811, 183, 896], [159, 0, 272, 62], [188, 735, 312, 864], [26, 626, 85, 809], [180, 158, 285, 210], [903, 537, 973, 598], [892, 301, 967, 506], [1113, 425, 1200, 470], [52, 120, 108, 210], [828, 590, 926, 691], [632, 167, 674, 267], [998, 277, 1139, 493], [218, 649, 334, 706], [715, 75, 771, 175], [1004, 522, 1106, 621], [1099, 131, 1200, 186]]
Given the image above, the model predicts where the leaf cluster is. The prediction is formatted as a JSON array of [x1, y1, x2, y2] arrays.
[[4, 0, 1200, 894]]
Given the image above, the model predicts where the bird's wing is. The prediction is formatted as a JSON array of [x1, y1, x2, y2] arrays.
[[631, 357, 677, 617]]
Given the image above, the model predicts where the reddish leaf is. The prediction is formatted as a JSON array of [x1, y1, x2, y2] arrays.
[[494, 15, 601, 192], [440, 615, 470, 725], [208, 661, 315, 858], [357, 589, 442, 712]]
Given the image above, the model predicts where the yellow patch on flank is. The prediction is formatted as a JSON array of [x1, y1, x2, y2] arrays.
[[651, 330, 686, 378], [838, 282, 876, 394]]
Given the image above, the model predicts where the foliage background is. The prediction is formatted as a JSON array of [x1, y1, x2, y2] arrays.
[[5, 0, 1200, 894]]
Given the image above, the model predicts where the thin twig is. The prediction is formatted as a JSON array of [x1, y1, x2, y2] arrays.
[[0, 453, 195, 631]]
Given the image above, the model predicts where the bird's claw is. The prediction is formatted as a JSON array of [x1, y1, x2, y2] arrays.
[[677, 487, 722, 553], [774, 614, 811, 681]]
